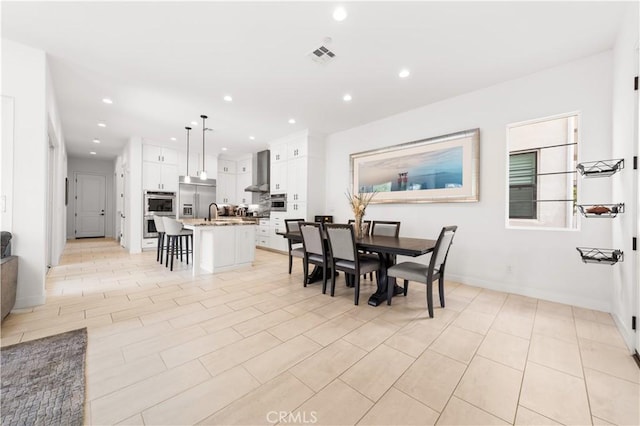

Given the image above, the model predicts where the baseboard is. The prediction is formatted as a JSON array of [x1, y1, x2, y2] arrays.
[[611, 310, 637, 352], [633, 351, 640, 369], [446, 273, 610, 312]]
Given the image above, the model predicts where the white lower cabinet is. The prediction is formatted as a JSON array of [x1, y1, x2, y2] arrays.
[[257, 219, 270, 248], [141, 238, 157, 249]]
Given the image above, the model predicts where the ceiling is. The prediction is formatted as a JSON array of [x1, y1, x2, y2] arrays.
[[1, 1, 627, 160]]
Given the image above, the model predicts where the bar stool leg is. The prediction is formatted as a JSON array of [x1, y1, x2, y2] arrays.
[[170, 236, 175, 271], [185, 235, 189, 265], [179, 236, 183, 262], [165, 235, 170, 268]]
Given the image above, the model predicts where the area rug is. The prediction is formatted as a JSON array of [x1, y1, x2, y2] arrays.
[[1, 328, 87, 426]]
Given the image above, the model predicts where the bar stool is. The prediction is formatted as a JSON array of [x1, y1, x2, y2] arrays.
[[161, 217, 193, 271], [153, 215, 168, 264]]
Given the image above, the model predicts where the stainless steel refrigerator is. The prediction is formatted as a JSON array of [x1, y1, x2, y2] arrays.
[[178, 176, 217, 219]]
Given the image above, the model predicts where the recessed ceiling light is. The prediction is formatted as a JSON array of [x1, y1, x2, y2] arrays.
[[288, 118, 296, 124], [398, 68, 411, 79], [97, 122, 106, 127], [333, 6, 347, 21], [343, 94, 352, 102], [249, 136, 255, 140], [191, 121, 198, 126], [90, 151, 97, 155], [221, 147, 228, 151], [102, 98, 113, 104], [170, 137, 177, 141], [92, 138, 100, 144], [223, 95, 233, 102]]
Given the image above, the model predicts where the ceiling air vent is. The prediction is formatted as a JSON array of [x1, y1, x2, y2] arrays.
[[309, 45, 336, 64]]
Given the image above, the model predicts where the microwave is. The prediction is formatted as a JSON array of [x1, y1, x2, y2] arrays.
[[144, 191, 176, 216], [270, 194, 287, 212]]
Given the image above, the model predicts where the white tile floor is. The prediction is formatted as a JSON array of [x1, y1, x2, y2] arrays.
[[1, 238, 639, 425]]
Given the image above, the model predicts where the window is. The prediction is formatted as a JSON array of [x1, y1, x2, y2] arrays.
[[507, 113, 578, 229], [509, 151, 537, 219]]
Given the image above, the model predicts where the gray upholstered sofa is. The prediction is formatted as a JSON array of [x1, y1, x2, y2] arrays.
[[1, 232, 17, 322]]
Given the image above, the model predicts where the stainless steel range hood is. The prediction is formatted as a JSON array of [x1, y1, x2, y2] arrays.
[[245, 150, 270, 192]]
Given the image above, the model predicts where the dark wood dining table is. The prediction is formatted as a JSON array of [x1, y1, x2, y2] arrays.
[[280, 231, 437, 306]]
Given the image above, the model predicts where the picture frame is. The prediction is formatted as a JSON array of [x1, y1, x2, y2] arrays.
[[350, 128, 480, 204]]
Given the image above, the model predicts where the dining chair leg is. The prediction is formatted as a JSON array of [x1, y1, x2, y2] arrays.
[[321, 264, 327, 294], [330, 262, 337, 296], [426, 281, 434, 318], [403, 279, 409, 296], [354, 274, 360, 305], [303, 259, 308, 287], [438, 275, 445, 308], [288, 255, 293, 274], [387, 276, 393, 305]]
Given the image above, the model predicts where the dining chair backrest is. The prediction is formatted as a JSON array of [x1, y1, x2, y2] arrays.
[[325, 224, 356, 262], [430, 226, 457, 271], [162, 217, 184, 236], [153, 214, 166, 233], [371, 221, 401, 237], [285, 218, 304, 233], [300, 222, 324, 256]]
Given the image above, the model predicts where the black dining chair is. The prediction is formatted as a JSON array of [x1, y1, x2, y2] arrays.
[[325, 223, 381, 305], [285, 218, 305, 274], [299, 222, 328, 292], [371, 220, 401, 237], [386, 225, 457, 317]]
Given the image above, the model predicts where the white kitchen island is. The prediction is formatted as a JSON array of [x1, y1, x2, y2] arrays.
[[182, 219, 256, 276]]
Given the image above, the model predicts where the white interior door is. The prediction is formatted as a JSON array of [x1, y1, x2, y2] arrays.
[[75, 173, 106, 238]]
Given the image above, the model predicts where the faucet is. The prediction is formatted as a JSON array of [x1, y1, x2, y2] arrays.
[[208, 203, 218, 221]]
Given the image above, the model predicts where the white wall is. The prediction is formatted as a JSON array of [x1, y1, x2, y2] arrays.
[[610, 1, 639, 351], [1, 40, 49, 308], [125, 137, 143, 253], [66, 157, 115, 239], [325, 51, 614, 311], [46, 64, 68, 266]]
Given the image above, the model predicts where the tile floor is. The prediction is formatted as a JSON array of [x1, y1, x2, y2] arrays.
[[1, 238, 639, 425]]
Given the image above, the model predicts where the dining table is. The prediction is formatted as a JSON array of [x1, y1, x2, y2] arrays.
[[280, 231, 437, 306]]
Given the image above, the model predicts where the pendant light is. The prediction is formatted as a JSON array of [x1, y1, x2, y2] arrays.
[[184, 126, 192, 183], [200, 114, 208, 180]]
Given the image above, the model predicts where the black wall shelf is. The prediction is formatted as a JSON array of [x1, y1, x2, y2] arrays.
[[577, 203, 625, 218], [576, 247, 624, 265], [576, 159, 624, 178]]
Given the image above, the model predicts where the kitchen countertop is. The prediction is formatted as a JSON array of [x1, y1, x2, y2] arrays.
[[180, 218, 258, 227]]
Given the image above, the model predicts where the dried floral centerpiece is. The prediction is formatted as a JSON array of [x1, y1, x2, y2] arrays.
[[346, 191, 376, 238]]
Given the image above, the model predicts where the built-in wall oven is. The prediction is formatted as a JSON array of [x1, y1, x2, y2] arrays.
[[270, 193, 287, 212], [144, 190, 176, 216], [143, 191, 176, 238]]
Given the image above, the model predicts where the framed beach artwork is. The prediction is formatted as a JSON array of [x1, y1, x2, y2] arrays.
[[350, 128, 480, 203]]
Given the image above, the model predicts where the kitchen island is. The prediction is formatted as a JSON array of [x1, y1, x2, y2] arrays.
[[181, 219, 257, 276]]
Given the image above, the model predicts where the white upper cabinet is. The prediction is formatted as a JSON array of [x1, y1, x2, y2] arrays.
[[143, 144, 178, 191], [143, 145, 177, 164], [287, 139, 307, 159], [270, 144, 287, 163], [287, 157, 307, 202], [237, 158, 251, 174], [218, 159, 236, 174]]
